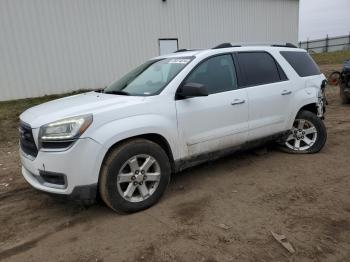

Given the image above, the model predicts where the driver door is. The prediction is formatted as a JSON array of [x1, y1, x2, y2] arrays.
[[175, 54, 249, 158]]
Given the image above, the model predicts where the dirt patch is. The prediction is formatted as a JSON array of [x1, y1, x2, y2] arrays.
[[0, 233, 50, 261], [172, 195, 211, 224]]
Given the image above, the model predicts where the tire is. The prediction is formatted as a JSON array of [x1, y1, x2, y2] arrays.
[[340, 84, 350, 104], [99, 139, 171, 213], [280, 110, 327, 154]]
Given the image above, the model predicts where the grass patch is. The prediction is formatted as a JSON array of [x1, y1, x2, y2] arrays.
[[0, 90, 90, 144], [311, 50, 350, 65]]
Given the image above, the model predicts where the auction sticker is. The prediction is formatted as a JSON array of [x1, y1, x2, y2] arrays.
[[168, 59, 191, 64]]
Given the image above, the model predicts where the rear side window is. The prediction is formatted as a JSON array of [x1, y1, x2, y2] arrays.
[[236, 52, 285, 87], [280, 51, 321, 77]]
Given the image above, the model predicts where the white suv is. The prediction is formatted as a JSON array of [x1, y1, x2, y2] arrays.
[[19, 43, 327, 213]]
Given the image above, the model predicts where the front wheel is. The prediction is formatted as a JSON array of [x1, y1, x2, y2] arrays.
[[99, 139, 171, 213], [281, 110, 327, 154]]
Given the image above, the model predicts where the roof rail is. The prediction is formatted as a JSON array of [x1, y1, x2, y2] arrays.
[[174, 49, 199, 53], [212, 42, 298, 49], [212, 43, 242, 49], [174, 49, 189, 53]]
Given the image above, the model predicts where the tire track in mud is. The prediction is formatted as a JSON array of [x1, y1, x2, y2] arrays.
[[0, 233, 50, 261], [0, 209, 90, 260], [0, 187, 32, 202]]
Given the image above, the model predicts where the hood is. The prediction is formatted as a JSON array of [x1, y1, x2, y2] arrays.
[[20, 92, 146, 128]]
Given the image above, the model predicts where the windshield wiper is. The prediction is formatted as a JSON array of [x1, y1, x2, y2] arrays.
[[94, 88, 105, 93], [104, 90, 130, 96]]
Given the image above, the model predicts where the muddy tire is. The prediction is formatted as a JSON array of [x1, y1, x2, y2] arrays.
[[280, 110, 327, 154], [99, 139, 171, 213], [340, 84, 350, 104]]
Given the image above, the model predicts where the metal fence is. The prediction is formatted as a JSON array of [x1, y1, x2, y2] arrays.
[[299, 33, 350, 53]]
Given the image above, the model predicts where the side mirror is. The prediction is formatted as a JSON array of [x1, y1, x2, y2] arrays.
[[177, 82, 209, 99]]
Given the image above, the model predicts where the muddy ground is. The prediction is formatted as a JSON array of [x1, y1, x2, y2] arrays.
[[0, 65, 349, 262]]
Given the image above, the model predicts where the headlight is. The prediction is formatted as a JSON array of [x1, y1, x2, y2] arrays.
[[39, 114, 93, 142]]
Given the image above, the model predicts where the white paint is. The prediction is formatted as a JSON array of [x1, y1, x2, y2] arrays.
[[19, 45, 324, 198], [0, 0, 299, 101], [176, 89, 248, 157]]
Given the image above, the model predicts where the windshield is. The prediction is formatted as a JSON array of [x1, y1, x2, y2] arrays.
[[104, 57, 193, 96]]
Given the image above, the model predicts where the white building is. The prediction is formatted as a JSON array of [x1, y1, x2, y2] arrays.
[[0, 0, 299, 101]]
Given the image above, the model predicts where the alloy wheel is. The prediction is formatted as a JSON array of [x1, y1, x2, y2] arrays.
[[117, 154, 161, 202], [285, 119, 318, 151]]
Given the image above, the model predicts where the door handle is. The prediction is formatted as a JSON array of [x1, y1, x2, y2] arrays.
[[281, 90, 292, 95], [231, 99, 246, 105]]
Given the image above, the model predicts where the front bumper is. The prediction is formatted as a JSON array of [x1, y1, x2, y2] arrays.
[[20, 137, 105, 200]]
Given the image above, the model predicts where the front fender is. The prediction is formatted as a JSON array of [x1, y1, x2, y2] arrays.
[[90, 114, 180, 160]]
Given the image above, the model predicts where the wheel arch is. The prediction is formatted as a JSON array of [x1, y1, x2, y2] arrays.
[[100, 133, 176, 175], [286, 101, 321, 131], [287, 101, 320, 130], [297, 103, 318, 116]]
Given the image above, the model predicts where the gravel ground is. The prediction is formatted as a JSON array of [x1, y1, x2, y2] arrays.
[[0, 65, 349, 262]]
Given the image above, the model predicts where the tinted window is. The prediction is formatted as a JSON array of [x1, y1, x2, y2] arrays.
[[237, 52, 282, 86], [280, 51, 321, 77], [184, 54, 237, 94], [276, 62, 288, 81]]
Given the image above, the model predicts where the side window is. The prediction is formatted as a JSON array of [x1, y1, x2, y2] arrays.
[[280, 51, 321, 77], [184, 54, 237, 94], [276, 62, 288, 81], [236, 52, 284, 86]]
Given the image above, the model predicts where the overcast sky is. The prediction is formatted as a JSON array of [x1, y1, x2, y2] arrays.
[[299, 0, 350, 41]]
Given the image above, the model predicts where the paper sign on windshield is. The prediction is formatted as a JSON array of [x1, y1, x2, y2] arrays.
[[168, 59, 191, 64]]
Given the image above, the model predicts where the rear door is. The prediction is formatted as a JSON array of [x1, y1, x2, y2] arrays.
[[175, 54, 249, 158], [235, 51, 293, 140]]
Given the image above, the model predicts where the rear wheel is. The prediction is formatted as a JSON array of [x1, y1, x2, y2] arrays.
[[281, 110, 327, 154], [99, 139, 171, 213]]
